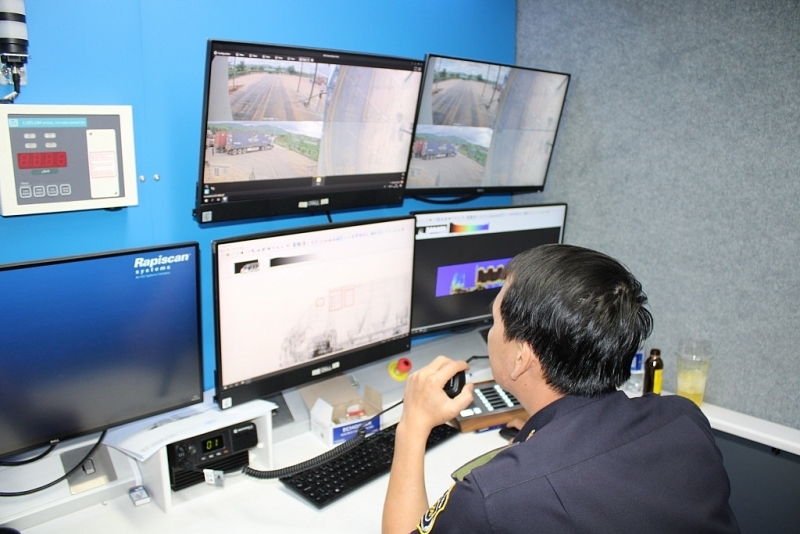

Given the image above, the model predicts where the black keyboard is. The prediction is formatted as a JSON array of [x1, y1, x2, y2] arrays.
[[279, 422, 460, 508]]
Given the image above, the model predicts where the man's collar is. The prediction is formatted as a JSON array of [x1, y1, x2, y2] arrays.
[[513, 393, 612, 442]]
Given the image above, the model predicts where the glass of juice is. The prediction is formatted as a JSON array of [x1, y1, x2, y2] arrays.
[[676, 339, 712, 406]]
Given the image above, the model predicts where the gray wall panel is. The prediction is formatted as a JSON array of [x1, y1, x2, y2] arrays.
[[516, 0, 800, 428]]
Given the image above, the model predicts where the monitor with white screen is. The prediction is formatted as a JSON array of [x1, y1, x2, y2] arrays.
[[411, 204, 567, 335], [213, 217, 415, 409]]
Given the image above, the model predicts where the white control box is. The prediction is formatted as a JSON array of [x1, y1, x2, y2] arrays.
[[0, 104, 138, 216]]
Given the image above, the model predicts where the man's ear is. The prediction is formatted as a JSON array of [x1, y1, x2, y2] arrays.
[[510, 342, 536, 381]]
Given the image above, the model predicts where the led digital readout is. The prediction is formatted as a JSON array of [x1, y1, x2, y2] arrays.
[[17, 151, 68, 170], [203, 435, 225, 453]]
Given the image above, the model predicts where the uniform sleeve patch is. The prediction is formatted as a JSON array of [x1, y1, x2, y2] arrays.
[[417, 485, 453, 533]]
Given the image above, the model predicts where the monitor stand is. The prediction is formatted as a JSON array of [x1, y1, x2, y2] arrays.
[[61, 442, 118, 495], [477, 326, 491, 343], [0, 436, 136, 531], [264, 391, 295, 429]]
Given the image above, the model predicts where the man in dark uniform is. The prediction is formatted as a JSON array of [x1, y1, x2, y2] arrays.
[[382, 244, 739, 533]]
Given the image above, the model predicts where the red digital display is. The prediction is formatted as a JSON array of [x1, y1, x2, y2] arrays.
[[17, 151, 68, 170]]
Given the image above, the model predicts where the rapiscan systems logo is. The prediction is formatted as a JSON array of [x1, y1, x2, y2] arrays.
[[133, 252, 191, 279]]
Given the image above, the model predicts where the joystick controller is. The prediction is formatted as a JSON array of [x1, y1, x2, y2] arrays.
[[444, 370, 466, 398]]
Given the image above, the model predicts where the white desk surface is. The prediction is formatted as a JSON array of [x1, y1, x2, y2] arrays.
[[698, 400, 800, 456], [10, 329, 800, 532], [22, 427, 505, 534], [20, 402, 800, 534]]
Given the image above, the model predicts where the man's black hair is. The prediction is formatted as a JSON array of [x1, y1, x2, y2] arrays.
[[501, 244, 653, 396]]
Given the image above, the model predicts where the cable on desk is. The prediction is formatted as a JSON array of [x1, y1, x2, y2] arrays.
[[242, 399, 404, 480], [0, 442, 58, 466], [0, 430, 107, 497]]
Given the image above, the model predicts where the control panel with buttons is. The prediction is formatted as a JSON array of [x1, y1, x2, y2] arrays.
[[165, 420, 259, 491], [0, 104, 138, 216]]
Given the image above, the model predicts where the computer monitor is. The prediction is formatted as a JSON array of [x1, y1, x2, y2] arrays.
[[194, 40, 425, 224], [411, 204, 567, 335], [0, 243, 204, 459], [405, 54, 569, 196], [212, 216, 415, 409]]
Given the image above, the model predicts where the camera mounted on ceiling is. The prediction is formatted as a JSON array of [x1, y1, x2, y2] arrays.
[[1, 0, 29, 103]]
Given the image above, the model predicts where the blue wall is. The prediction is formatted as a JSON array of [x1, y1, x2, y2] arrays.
[[1, 0, 517, 389]]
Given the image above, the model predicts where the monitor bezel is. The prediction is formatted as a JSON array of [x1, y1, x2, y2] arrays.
[[193, 39, 425, 225], [405, 54, 570, 197], [0, 242, 204, 459], [409, 203, 567, 336], [212, 216, 415, 409]]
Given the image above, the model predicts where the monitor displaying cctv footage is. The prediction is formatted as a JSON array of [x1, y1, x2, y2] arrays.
[[195, 40, 425, 224], [406, 54, 569, 196]]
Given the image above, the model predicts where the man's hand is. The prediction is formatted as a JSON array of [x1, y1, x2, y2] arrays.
[[382, 356, 474, 534], [399, 355, 475, 436]]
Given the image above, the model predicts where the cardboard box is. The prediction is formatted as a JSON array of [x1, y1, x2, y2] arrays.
[[299, 375, 383, 446]]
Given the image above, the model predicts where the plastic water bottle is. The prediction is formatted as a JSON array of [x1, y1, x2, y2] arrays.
[[624, 349, 645, 394]]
